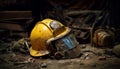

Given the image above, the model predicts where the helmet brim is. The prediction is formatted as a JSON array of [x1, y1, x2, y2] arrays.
[[29, 47, 49, 57]]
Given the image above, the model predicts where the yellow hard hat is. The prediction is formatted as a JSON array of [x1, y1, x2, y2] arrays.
[[30, 19, 70, 57]]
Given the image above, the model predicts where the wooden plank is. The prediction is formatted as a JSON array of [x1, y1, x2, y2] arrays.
[[0, 22, 25, 31], [0, 11, 32, 21], [66, 10, 102, 16]]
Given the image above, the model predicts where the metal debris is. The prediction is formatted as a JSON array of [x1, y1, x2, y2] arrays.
[[81, 44, 86, 49], [41, 62, 47, 68], [98, 56, 106, 60], [27, 57, 35, 63], [11, 38, 30, 54]]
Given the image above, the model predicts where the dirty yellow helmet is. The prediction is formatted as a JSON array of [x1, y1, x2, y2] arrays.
[[30, 19, 71, 57]]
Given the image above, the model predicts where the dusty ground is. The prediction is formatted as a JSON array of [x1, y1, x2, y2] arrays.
[[0, 38, 120, 69]]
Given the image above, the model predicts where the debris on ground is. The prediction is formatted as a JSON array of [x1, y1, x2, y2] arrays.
[[0, 35, 120, 69]]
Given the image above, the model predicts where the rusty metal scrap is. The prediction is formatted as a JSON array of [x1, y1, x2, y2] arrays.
[[93, 29, 114, 47]]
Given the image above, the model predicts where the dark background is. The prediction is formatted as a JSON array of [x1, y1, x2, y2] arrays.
[[0, 0, 120, 32]]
